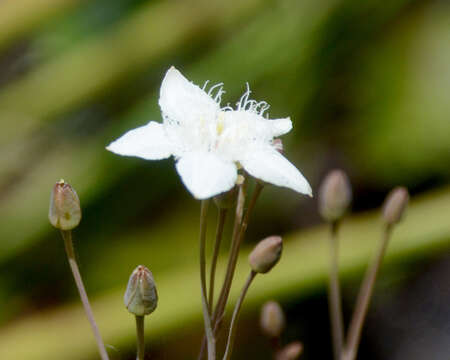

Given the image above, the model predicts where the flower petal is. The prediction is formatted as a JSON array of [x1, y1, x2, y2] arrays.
[[159, 67, 219, 126], [106, 121, 173, 160], [175, 151, 237, 199], [270, 117, 292, 137], [221, 111, 292, 144], [241, 147, 312, 196]]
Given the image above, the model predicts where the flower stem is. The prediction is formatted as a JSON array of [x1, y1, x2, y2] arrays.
[[222, 271, 256, 360], [61, 230, 109, 360], [198, 182, 262, 360], [327, 221, 344, 360], [344, 225, 393, 360], [213, 182, 262, 329], [208, 208, 228, 313], [135, 315, 145, 360], [199, 200, 216, 360]]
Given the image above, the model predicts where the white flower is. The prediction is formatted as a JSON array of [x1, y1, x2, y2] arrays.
[[106, 67, 312, 199]]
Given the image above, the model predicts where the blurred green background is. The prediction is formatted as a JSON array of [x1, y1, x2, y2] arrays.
[[0, 0, 449, 359]]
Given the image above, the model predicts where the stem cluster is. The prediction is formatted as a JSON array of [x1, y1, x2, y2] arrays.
[[198, 180, 265, 360]]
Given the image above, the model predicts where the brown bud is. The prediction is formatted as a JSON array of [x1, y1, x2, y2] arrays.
[[124, 265, 158, 316], [249, 236, 282, 274], [276, 342, 303, 360], [318, 169, 352, 222], [260, 301, 285, 338], [48, 179, 82, 230], [382, 187, 409, 225]]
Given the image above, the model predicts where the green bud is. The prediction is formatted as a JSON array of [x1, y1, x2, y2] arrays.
[[276, 341, 303, 360], [382, 187, 409, 226], [48, 179, 82, 230], [249, 236, 283, 274], [260, 301, 285, 338], [318, 169, 352, 222], [124, 265, 158, 316]]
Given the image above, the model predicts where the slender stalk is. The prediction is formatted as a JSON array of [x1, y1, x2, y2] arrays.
[[209, 208, 228, 313], [198, 182, 262, 360], [327, 221, 344, 360], [199, 200, 216, 360], [222, 271, 256, 360], [135, 315, 145, 360], [213, 182, 263, 328], [344, 225, 393, 360], [197, 182, 263, 360], [61, 230, 109, 360]]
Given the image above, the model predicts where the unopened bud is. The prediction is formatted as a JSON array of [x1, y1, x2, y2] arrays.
[[48, 179, 82, 230], [276, 342, 303, 360], [382, 187, 409, 225], [318, 169, 352, 222], [124, 265, 158, 316], [260, 301, 285, 338], [249, 236, 282, 274], [214, 186, 237, 209]]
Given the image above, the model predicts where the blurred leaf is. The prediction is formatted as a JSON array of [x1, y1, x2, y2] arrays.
[[349, 1, 450, 184], [0, 0, 84, 52]]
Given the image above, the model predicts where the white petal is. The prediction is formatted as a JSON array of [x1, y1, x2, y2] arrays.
[[106, 121, 173, 160], [222, 111, 292, 142], [159, 67, 219, 126], [270, 117, 292, 137], [175, 151, 237, 199], [241, 147, 312, 196]]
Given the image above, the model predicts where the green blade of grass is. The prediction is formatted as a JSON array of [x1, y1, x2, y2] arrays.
[[0, 0, 84, 52]]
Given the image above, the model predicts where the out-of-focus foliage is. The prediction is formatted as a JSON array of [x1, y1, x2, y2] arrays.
[[0, 0, 449, 359]]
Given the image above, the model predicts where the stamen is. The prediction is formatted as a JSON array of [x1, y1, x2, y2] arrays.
[[237, 83, 251, 111], [235, 83, 269, 116], [221, 103, 234, 111], [202, 80, 210, 91], [206, 82, 225, 104]]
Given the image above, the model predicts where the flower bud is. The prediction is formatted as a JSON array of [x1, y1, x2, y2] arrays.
[[382, 187, 409, 226], [318, 169, 352, 222], [214, 186, 237, 209], [48, 179, 82, 230], [124, 265, 158, 316], [276, 342, 303, 360], [260, 301, 285, 338], [249, 236, 283, 274]]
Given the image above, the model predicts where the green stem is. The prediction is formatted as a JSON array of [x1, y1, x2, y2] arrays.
[[199, 200, 216, 360], [61, 230, 109, 360], [222, 271, 256, 360], [327, 221, 344, 360], [135, 315, 145, 360], [344, 225, 393, 360], [208, 208, 228, 313]]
